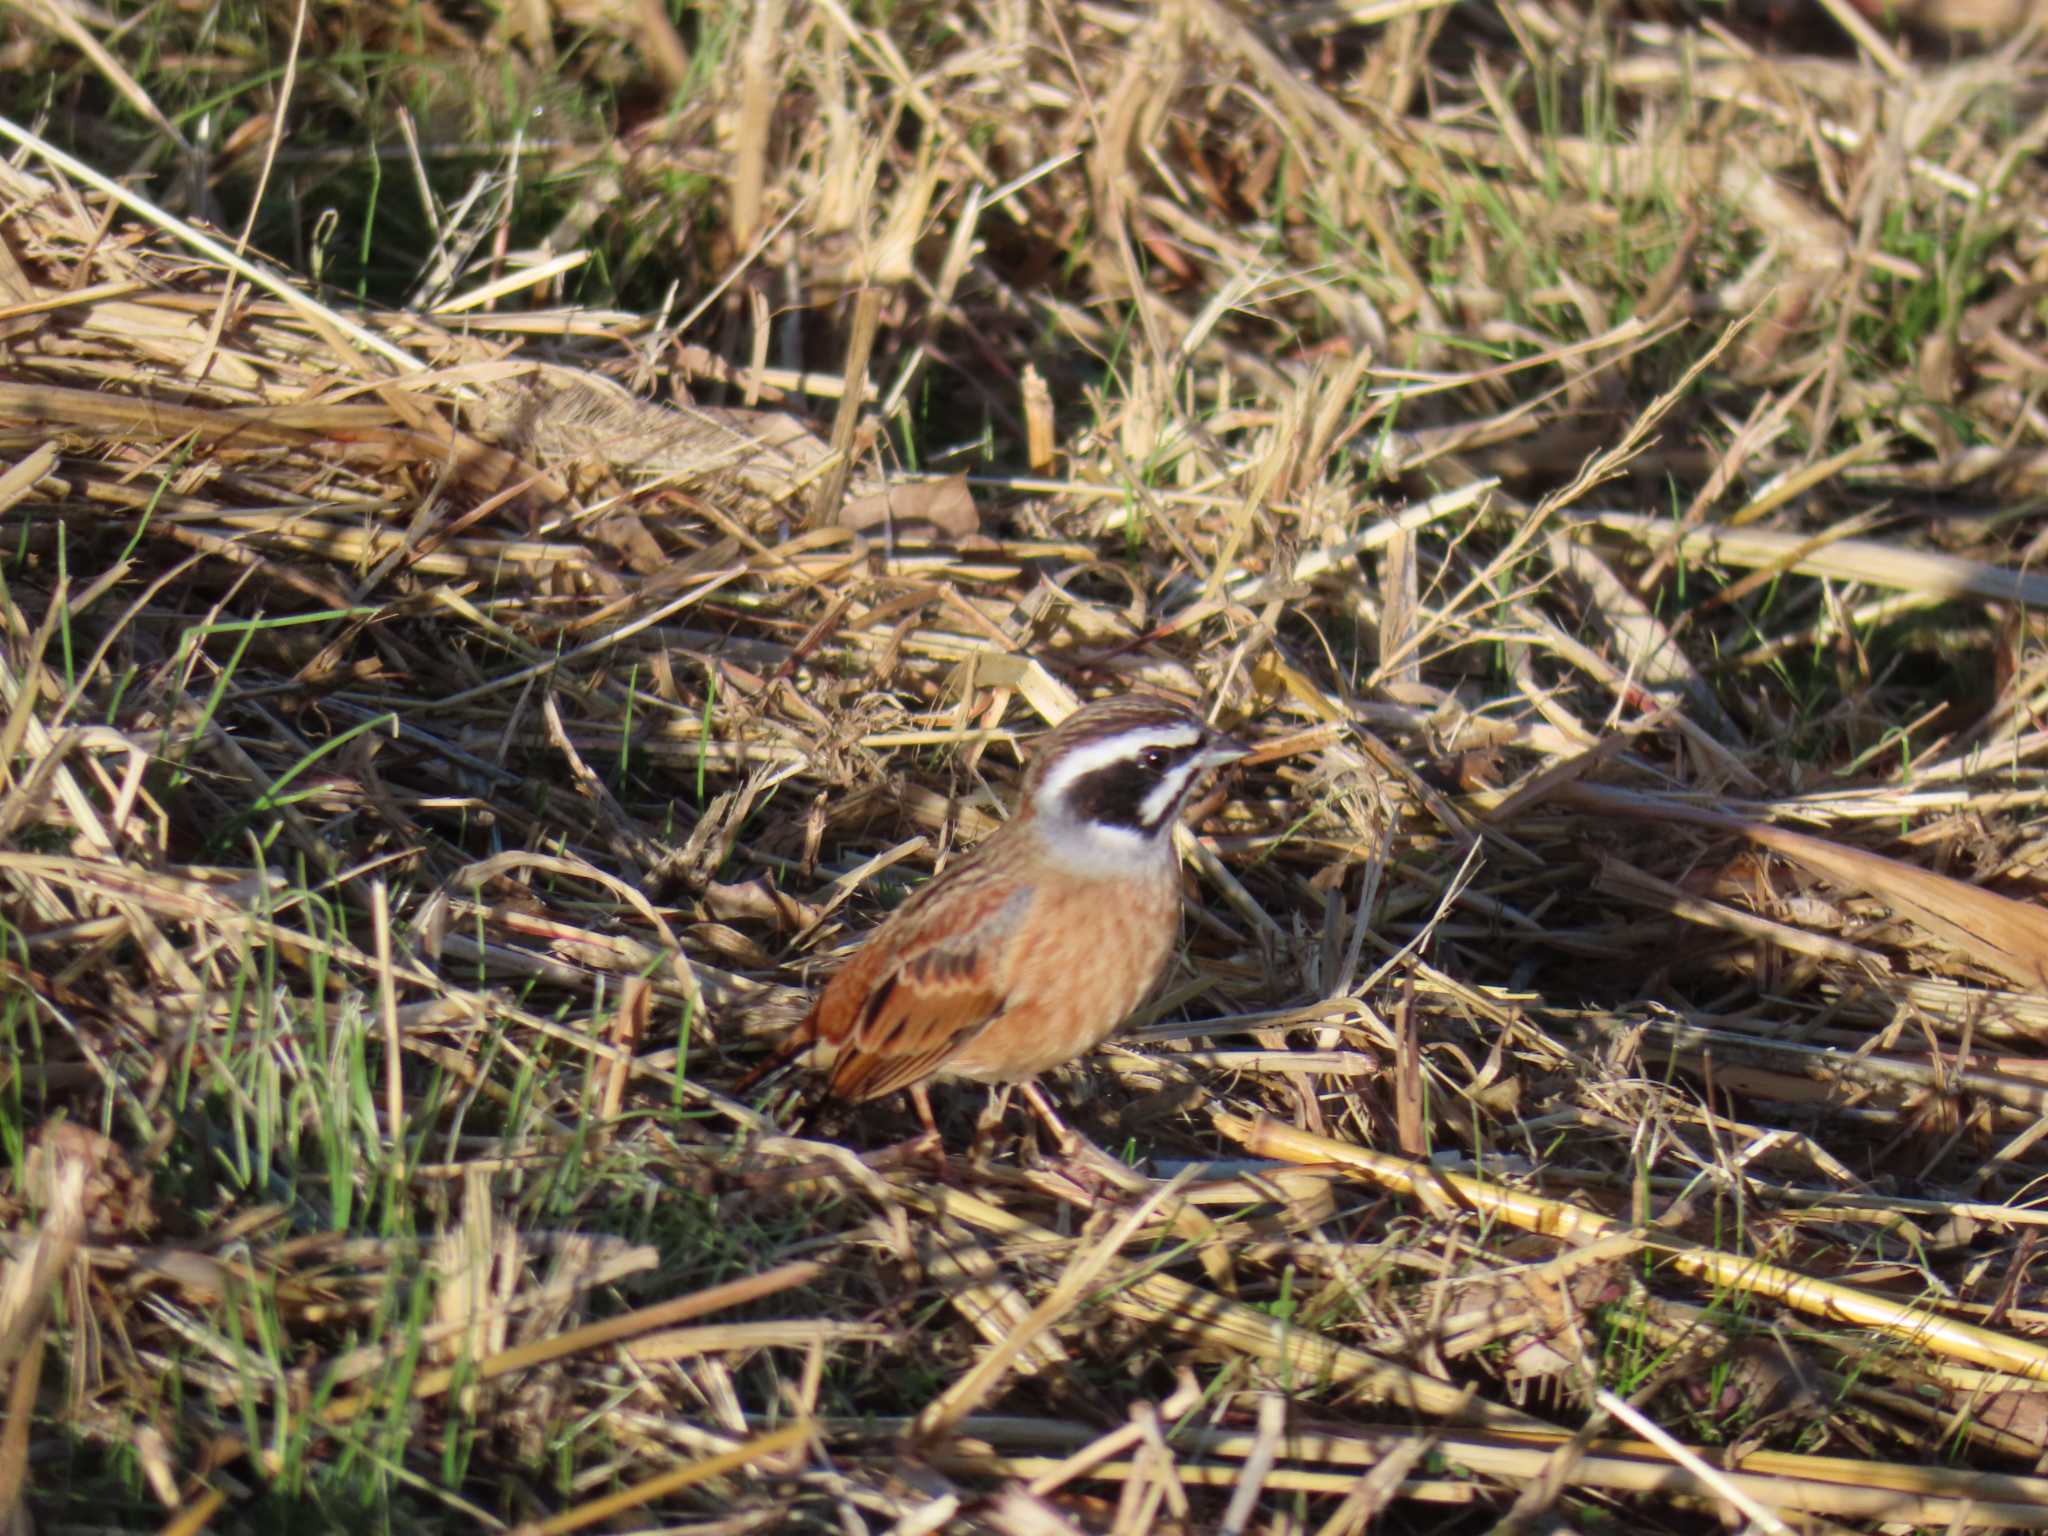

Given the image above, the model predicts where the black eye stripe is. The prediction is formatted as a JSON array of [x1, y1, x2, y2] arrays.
[[1062, 749, 1202, 832]]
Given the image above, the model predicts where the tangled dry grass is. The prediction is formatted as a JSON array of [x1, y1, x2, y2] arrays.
[[5, 1, 2048, 1531]]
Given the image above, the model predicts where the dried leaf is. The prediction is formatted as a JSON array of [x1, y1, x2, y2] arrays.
[[704, 876, 821, 932], [1556, 783, 2048, 991], [838, 474, 980, 539]]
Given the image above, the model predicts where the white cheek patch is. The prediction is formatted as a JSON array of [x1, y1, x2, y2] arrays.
[[1036, 812, 1165, 878], [1031, 725, 1203, 813], [1137, 761, 1203, 829]]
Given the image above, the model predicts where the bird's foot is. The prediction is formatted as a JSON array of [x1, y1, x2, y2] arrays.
[[967, 1084, 1018, 1167], [1018, 1082, 1145, 1200], [861, 1130, 949, 1181]]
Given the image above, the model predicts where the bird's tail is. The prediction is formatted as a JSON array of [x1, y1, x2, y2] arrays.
[[730, 1010, 818, 1097]]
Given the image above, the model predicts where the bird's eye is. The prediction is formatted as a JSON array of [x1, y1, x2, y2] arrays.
[[1138, 747, 1170, 772]]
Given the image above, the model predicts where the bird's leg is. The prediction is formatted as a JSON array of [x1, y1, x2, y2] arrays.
[[1019, 1081, 1148, 1203], [909, 1082, 949, 1179], [911, 1082, 939, 1139]]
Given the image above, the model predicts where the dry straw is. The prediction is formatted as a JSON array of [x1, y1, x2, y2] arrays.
[[4, 1, 2048, 1531]]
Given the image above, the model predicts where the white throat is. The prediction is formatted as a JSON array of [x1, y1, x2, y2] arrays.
[[1032, 807, 1178, 878]]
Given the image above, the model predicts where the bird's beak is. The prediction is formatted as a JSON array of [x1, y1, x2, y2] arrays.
[[1199, 731, 1251, 768]]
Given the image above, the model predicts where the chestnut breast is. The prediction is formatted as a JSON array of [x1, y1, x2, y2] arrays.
[[938, 840, 1182, 1084]]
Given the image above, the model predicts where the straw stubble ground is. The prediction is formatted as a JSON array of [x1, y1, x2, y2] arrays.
[[4, 1, 2048, 1531]]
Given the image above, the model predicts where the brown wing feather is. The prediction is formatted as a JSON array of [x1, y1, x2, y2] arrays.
[[830, 1030, 986, 1101], [806, 868, 1031, 1102]]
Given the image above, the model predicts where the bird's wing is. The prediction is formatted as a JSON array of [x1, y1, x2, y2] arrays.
[[814, 878, 1033, 1102]]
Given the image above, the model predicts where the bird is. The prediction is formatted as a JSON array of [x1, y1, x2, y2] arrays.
[[740, 693, 1249, 1149]]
